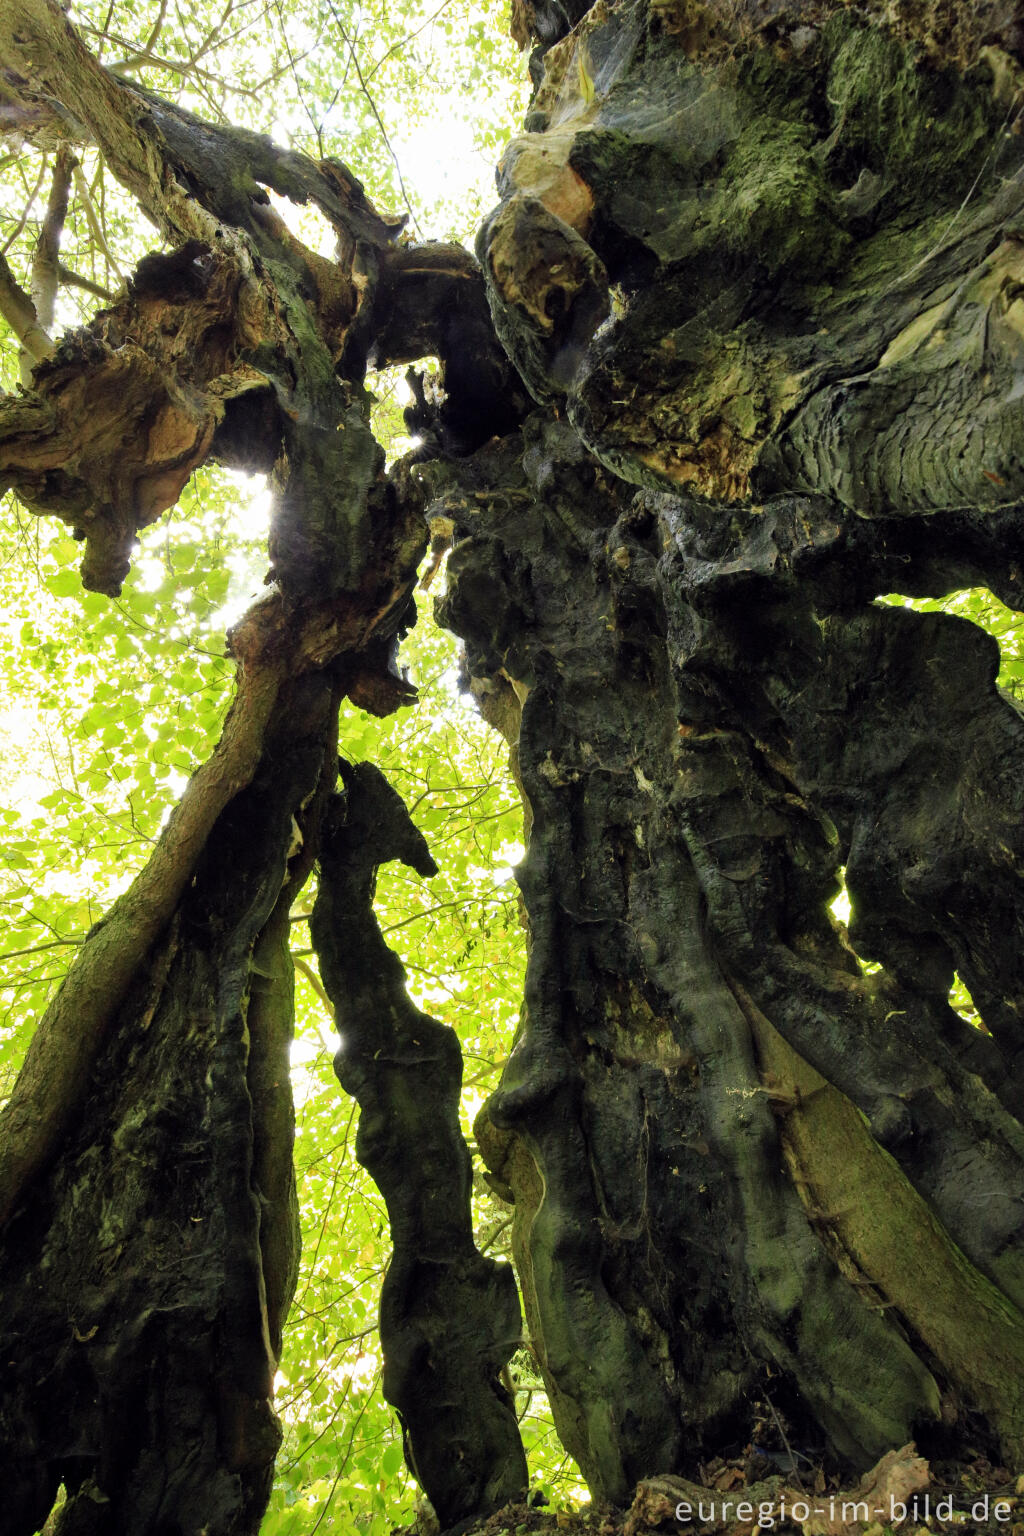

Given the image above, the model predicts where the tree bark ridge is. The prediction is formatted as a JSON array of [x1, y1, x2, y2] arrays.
[[311, 761, 529, 1528]]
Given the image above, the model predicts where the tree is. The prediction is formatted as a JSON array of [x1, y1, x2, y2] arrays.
[[3, 0, 1024, 1530]]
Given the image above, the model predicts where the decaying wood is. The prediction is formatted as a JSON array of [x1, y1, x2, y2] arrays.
[[0, 3, 525, 1531], [311, 763, 528, 1526], [7, 0, 1024, 1528], [430, 0, 1024, 1498]]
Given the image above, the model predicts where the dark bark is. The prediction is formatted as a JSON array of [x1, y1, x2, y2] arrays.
[[416, 0, 1024, 1497], [0, 5, 526, 1528], [434, 423, 945, 1498], [8, 0, 1024, 1525], [310, 763, 528, 1526], [369, 243, 529, 457], [432, 407, 1024, 1492], [0, 673, 338, 1535]]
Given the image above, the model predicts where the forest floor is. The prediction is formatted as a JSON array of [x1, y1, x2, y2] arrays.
[[445, 1444, 1024, 1536]]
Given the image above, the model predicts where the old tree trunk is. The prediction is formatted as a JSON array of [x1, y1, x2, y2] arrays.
[[4, 0, 1024, 1528]]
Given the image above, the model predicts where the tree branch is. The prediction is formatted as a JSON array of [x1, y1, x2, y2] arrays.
[[29, 145, 76, 338], [56, 259, 114, 300], [0, 646, 286, 1231], [0, 248, 53, 383], [0, 156, 48, 257], [294, 954, 335, 1019], [1, 0, 404, 253], [71, 159, 123, 281]]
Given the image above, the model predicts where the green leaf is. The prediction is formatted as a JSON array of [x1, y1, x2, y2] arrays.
[[380, 1443, 404, 1478], [45, 570, 81, 598]]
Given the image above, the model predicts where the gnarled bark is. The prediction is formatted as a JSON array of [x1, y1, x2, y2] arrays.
[[434, 402, 1024, 1490], [421, 0, 1024, 1496], [0, 4, 523, 1530], [0, 672, 338, 1534], [310, 763, 528, 1526], [8, 0, 1024, 1524]]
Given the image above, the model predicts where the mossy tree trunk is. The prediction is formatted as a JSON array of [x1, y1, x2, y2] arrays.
[[423, 0, 1024, 1504], [0, 2, 526, 1531], [5, 0, 1024, 1529]]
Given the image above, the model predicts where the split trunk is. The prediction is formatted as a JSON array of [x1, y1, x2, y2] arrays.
[[3, 0, 1024, 1530]]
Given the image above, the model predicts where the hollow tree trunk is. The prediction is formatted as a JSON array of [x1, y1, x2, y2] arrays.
[[7, 0, 1024, 1525], [419, 0, 1024, 1503], [0, 3, 527, 1529]]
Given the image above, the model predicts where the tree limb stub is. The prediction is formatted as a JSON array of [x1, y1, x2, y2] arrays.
[[0, 222, 398, 597], [1, 242, 267, 594], [311, 762, 529, 1528], [370, 242, 530, 457], [0, 0, 419, 604]]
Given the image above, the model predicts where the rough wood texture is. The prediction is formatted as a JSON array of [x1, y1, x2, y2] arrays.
[[435, 402, 1024, 1487], [0, 7, 468, 1531], [8, 0, 1024, 1524], [435, 421, 947, 1499], [311, 762, 529, 1527], [1, 0, 405, 599], [0, 674, 338, 1535], [480, 0, 1024, 513], [421, 0, 1024, 1494]]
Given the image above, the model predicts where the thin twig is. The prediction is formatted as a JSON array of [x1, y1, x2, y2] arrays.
[[0, 157, 49, 257], [324, 0, 421, 236], [271, 0, 324, 156], [0, 937, 84, 964], [765, 1395, 805, 1492], [72, 162, 124, 284], [294, 955, 336, 1021]]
